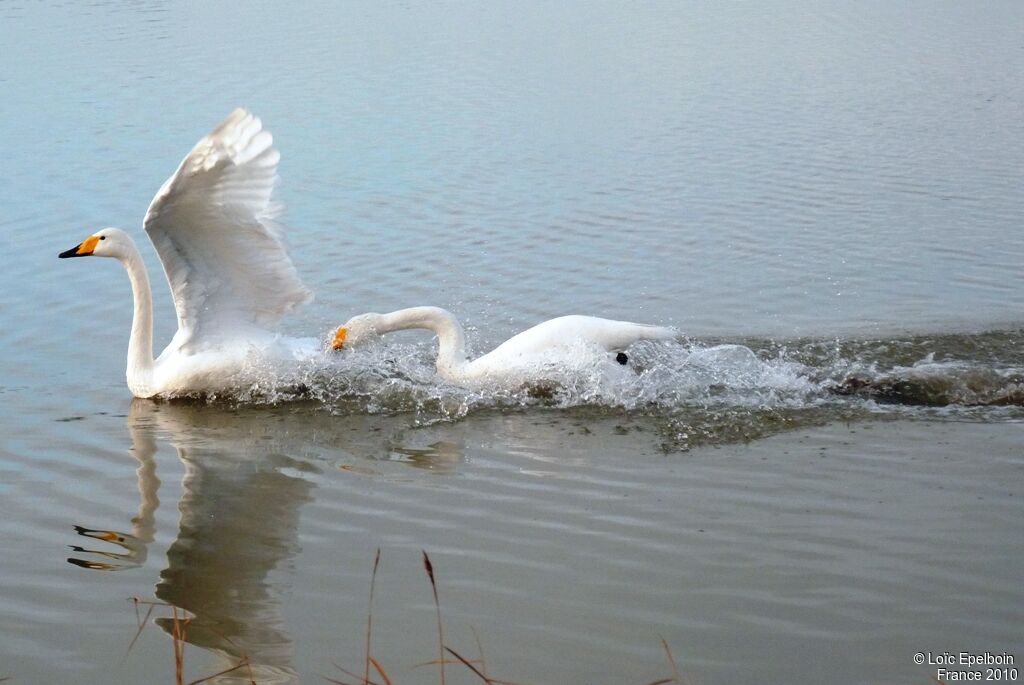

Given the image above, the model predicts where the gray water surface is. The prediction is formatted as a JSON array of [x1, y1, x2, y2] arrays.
[[2, 3, 1023, 683]]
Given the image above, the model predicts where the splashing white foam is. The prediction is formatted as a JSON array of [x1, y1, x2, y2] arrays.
[[183, 336, 822, 417], [159, 328, 1024, 431]]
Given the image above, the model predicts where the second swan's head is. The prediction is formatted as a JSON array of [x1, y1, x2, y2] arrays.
[[332, 313, 384, 351], [58, 227, 133, 260]]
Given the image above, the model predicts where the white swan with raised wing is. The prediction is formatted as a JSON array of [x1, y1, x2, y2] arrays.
[[59, 110, 318, 398]]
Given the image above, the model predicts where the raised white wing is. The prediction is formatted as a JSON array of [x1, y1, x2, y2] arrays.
[[144, 109, 312, 352]]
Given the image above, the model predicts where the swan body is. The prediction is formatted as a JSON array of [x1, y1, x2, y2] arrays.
[[334, 306, 678, 388], [59, 110, 319, 398]]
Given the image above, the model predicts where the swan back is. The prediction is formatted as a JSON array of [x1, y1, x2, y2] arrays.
[[483, 315, 677, 359], [144, 109, 312, 352]]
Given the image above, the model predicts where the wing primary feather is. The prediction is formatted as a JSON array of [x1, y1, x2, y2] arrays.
[[143, 109, 312, 351]]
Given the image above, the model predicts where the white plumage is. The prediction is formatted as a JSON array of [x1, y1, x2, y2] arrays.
[[59, 110, 319, 398], [60, 110, 680, 399], [334, 306, 679, 388], [144, 109, 312, 349]]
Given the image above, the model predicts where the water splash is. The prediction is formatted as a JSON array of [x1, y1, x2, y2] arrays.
[[157, 328, 1024, 431]]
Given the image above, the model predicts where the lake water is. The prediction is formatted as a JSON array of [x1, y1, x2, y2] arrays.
[[1, 3, 1022, 684]]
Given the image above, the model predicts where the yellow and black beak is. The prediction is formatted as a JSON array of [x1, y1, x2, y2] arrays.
[[332, 327, 348, 351], [59, 235, 100, 258]]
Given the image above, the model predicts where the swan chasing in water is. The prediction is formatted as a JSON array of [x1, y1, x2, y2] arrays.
[[59, 109, 320, 398], [333, 306, 679, 388]]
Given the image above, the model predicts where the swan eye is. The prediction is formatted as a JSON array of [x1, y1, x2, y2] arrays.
[[100, 236, 106, 240], [616, 352, 628, 365]]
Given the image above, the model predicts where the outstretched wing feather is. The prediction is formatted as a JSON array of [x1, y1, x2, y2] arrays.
[[143, 109, 312, 351]]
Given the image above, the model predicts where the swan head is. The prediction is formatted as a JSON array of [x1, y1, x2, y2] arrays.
[[58, 227, 133, 259], [332, 313, 383, 351]]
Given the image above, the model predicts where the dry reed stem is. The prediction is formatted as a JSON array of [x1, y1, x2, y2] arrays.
[[444, 647, 491, 683], [327, 662, 383, 685], [172, 606, 188, 685], [413, 657, 476, 669], [323, 675, 360, 685], [365, 547, 382, 685], [445, 646, 527, 685], [186, 658, 251, 685], [125, 596, 249, 685], [422, 550, 445, 685], [322, 674, 354, 684], [125, 596, 157, 659], [472, 626, 488, 682], [369, 656, 394, 685], [661, 637, 681, 683], [639, 637, 683, 685], [329, 551, 680, 685]]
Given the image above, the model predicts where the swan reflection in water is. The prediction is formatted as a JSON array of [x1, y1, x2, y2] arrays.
[[156, 401, 317, 684], [67, 399, 466, 683], [73, 400, 320, 684], [67, 414, 159, 571]]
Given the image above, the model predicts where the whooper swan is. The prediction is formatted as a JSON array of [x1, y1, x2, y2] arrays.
[[332, 306, 679, 388], [59, 109, 319, 398]]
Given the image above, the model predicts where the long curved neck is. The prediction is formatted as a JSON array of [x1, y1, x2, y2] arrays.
[[120, 241, 156, 396], [377, 307, 469, 379]]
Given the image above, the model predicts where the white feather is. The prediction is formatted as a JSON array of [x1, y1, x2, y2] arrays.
[[337, 307, 680, 389], [60, 110, 320, 398], [144, 109, 312, 352]]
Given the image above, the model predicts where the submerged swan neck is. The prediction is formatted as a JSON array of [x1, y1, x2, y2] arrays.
[[120, 240, 155, 395], [377, 307, 468, 378]]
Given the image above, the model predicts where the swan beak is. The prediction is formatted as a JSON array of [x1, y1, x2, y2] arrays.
[[59, 235, 100, 258], [332, 327, 348, 351]]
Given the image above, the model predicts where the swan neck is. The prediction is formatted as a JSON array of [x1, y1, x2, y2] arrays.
[[379, 307, 468, 379], [122, 244, 155, 394]]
